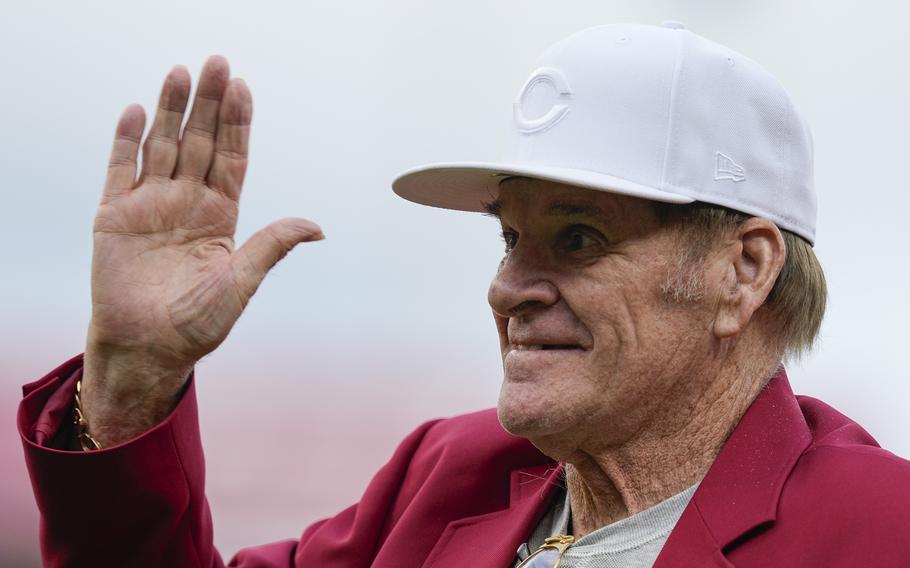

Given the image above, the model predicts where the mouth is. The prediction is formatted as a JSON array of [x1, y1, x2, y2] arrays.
[[512, 344, 584, 351]]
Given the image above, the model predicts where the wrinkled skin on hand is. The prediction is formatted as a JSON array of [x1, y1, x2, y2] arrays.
[[81, 56, 323, 446]]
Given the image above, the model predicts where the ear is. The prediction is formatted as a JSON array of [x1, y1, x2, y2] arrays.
[[713, 218, 786, 339]]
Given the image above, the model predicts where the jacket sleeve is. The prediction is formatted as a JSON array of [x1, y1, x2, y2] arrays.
[[18, 354, 442, 568]]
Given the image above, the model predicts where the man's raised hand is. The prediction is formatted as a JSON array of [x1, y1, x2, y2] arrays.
[[82, 57, 323, 447]]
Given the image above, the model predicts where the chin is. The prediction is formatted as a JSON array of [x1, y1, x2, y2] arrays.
[[497, 377, 603, 461], [497, 399, 581, 462], [497, 382, 567, 439]]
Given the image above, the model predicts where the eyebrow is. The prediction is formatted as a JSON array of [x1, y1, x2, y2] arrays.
[[481, 198, 503, 219], [481, 198, 607, 221], [544, 201, 607, 219]]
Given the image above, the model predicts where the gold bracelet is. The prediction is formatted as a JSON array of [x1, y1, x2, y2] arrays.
[[74, 379, 102, 451]]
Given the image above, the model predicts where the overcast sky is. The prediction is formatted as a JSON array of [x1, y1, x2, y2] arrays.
[[2, 0, 908, 562]]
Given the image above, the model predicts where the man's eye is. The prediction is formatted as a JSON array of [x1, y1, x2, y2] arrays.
[[500, 230, 518, 252], [562, 227, 601, 252]]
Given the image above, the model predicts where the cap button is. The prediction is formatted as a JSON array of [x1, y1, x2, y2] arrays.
[[662, 21, 686, 30]]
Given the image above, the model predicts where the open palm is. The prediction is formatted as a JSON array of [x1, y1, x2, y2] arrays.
[[89, 57, 323, 372]]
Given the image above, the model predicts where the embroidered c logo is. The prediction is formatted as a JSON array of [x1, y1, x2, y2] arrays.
[[513, 67, 573, 134]]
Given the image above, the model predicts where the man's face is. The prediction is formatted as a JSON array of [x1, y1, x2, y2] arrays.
[[488, 178, 715, 456]]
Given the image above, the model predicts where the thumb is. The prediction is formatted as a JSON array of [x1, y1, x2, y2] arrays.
[[232, 217, 324, 298]]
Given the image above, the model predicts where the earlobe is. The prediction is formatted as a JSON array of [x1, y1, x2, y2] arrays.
[[712, 218, 785, 340]]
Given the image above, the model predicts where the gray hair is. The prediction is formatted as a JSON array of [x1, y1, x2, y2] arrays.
[[654, 202, 827, 359]]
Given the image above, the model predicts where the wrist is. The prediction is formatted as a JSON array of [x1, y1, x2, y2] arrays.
[[81, 344, 194, 447], [73, 378, 103, 450]]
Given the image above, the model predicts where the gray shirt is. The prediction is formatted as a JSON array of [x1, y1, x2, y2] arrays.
[[513, 482, 699, 567]]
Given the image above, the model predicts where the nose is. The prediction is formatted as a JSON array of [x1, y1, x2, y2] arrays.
[[487, 246, 559, 318]]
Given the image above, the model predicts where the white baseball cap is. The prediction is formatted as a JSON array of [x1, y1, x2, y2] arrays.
[[392, 22, 817, 244]]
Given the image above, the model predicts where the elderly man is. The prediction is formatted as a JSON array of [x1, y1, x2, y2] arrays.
[[18, 22, 910, 567]]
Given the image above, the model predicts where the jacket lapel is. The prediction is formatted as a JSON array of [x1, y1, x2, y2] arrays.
[[654, 368, 812, 567], [422, 463, 562, 568], [423, 369, 811, 568]]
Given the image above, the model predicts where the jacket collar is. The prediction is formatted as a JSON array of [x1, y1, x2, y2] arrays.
[[422, 463, 564, 567], [692, 368, 811, 542], [654, 367, 812, 566], [423, 368, 811, 567]]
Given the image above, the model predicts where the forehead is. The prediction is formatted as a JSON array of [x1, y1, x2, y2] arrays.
[[489, 177, 653, 223]]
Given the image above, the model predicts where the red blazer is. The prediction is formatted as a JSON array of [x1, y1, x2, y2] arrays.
[[18, 354, 910, 567]]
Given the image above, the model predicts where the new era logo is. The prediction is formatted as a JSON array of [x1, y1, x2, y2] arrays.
[[714, 152, 746, 182]]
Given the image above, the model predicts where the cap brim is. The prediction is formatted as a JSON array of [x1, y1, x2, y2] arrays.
[[392, 162, 695, 212]]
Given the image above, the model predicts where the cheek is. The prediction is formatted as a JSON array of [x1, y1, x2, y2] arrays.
[[571, 263, 684, 368], [568, 271, 648, 350]]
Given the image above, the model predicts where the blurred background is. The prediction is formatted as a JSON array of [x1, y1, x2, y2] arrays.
[[2, 1, 908, 565]]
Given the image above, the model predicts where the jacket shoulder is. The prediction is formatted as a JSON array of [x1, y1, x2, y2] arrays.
[[412, 407, 546, 470], [783, 396, 910, 537], [793, 442, 910, 501]]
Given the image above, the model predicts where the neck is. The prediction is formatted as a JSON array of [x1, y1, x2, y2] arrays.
[[564, 347, 779, 538]]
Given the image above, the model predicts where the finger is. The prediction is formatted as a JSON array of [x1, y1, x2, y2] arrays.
[[138, 65, 191, 181], [102, 104, 146, 203], [207, 78, 252, 200], [231, 218, 324, 298], [175, 55, 230, 182]]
